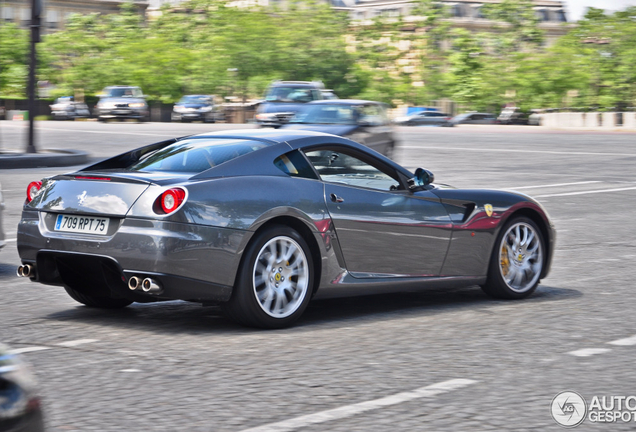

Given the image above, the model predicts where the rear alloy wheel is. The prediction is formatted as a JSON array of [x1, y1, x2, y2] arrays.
[[481, 217, 544, 299], [223, 225, 314, 328], [64, 286, 133, 309]]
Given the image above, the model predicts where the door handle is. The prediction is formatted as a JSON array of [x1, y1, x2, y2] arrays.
[[330, 193, 344, 203]]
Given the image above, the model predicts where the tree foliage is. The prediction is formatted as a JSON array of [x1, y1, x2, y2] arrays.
[[5, 0, 636, 113]]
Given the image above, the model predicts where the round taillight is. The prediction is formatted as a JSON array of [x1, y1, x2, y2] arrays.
[[159, 188, 186, 214], [26, 181, 42, 202]]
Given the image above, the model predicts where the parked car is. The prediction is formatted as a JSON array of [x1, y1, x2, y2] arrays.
[[280, 99, 396, 157], [498, 107, 529, 125], [528, 109, 545, 126], [49, 96, 90, 120], [394, 111, 453, 126], [18, 129, 554, 329], [450, 112, 496, 125], [95, 86, 149, 122], [171, 95, 222, 123], [0, 343, 45, 432], [255, 80, 325, 127]]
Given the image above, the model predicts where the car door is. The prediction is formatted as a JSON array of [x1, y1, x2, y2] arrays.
[[304, 147, 452, 277]]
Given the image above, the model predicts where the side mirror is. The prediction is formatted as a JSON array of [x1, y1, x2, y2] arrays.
[[409, 168, 435, 189]]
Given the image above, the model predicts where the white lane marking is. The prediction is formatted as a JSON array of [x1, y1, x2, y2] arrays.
[[608, 335, 636, 346], [240, 378, 477, 432], [120, 369, 142, 373], [5, 238, 16, 242], [535, 186, 636, 198], [57, 339, 99, 347], [400, 145, 636, 157], [1, 123, 168, 137], [568, 348, 612, 357], [10, 346, 51, 354], [509, 181, 603, 190]]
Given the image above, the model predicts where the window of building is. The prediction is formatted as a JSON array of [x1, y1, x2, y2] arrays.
[[1, 6, 14, 21]]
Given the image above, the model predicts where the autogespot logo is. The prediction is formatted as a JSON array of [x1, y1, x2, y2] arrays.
[[551, 391, 587, 428]]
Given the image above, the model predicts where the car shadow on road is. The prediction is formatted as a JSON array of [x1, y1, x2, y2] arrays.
[[42, 284, 581, 334], [299, 284, 581, 328]]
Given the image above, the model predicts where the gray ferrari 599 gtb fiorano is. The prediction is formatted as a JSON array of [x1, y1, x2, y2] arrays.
[[17, 129, 555, 328]]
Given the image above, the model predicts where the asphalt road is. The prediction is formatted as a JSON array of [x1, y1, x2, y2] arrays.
[[1, 121, 636, 431]]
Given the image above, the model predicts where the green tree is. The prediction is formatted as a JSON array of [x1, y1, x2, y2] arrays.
[[0, 23, 29, 97]]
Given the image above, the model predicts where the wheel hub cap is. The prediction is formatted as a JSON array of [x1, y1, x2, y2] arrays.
[[253, 236, 309, 319], [498, 222, 543, 292]]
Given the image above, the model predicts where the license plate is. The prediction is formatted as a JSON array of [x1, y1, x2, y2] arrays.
[[55, 214, 110, 235], [113, 110, 130, 114]]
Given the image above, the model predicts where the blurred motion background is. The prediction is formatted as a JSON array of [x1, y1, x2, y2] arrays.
[[1, 0, 635, 121]]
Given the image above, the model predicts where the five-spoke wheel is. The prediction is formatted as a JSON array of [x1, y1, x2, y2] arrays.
[[482, 217, 545, 299], [223, 225, 314, 328]]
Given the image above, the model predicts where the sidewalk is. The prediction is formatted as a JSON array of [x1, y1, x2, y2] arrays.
[[0, 148, 89, 169]]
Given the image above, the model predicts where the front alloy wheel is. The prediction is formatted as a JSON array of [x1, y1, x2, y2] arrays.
[[482, 217, 544, 299]]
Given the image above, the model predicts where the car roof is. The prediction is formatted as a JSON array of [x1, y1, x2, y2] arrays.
[[190, 128, 340, 144], [270, 81, 322, 88], [308, 99, 382, 106]]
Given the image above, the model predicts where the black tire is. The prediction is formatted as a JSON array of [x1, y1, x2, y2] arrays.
[[481, 216, 545, 300], [222, 225, 314, 329], [64, 286, 133, 309]]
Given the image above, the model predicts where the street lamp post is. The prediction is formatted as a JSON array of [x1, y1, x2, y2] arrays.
[[27, 0, 43, 154]]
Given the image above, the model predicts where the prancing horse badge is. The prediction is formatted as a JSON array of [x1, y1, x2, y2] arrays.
[[484, 204, 493, 217]]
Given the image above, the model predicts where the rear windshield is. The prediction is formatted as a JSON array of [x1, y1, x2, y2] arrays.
[[128, 138, 269, 173], [265, 86, 317, 103]]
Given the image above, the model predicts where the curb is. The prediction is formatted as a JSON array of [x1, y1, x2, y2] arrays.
[[0, 149, 89, 169]]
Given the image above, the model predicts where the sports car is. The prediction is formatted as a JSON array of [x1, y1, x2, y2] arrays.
[[17, 129, 555, 328]]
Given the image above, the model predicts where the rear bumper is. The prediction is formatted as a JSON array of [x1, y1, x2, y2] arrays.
[[18, 211, 248, 302], [98, 109, 147, 120]]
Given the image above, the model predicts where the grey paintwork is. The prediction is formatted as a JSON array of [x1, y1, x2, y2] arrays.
[[17, 129, 555, 304]]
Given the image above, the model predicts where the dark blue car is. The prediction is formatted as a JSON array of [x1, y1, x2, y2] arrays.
[[281, 100, 396, 158]]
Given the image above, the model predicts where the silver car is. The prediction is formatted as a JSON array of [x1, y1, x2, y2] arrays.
[[17, 130, 555, 328]]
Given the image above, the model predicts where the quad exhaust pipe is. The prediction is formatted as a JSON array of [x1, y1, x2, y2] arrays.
[[128, 275, 162, 294], [17, 264, 35, 278], [128, 276, 141, 291], [141, 278, 162, 294]]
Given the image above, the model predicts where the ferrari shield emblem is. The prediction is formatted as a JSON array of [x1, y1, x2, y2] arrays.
[[484, 204, 493, 217]]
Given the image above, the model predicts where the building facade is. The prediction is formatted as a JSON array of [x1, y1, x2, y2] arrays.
[[0, 0, 147, 33]]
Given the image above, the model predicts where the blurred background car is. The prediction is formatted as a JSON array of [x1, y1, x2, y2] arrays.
[[497, 107, 529, 125], [450, 112, 496, 125], [394, 111, 453, 127], [528, 109, 545, 126], [95, 86, 149, 122], [280, 99, 396, 157], [255, 80, 326, 128], [49, 96, 90, 121], [0, 344, 44, 432], [171, 95, 222, 123]]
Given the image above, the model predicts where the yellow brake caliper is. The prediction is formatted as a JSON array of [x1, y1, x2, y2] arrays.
[[500, 245, 510, 276]]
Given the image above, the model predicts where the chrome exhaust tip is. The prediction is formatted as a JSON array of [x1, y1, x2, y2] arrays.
[[141, 278, 162, 294], [17, 264, 34, 278], [128, 276, 141, 291]]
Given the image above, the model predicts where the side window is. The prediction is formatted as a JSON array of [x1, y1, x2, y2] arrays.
[[273, 151, 318, 179], [311, 90, 322, 101], [358, 105, 382, 126], [304, 149, 400, 191]]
